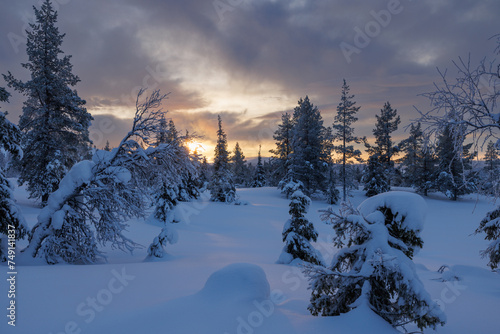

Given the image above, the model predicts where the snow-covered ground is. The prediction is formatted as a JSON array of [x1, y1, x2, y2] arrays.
[[1, 185, 499, 334]]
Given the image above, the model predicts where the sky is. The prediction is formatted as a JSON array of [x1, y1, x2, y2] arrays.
[[1, 0, 499, 161]]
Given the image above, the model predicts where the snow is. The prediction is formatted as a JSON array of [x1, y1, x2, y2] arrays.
[[1, 186, 500, 333], [358, 191, 427, 231]]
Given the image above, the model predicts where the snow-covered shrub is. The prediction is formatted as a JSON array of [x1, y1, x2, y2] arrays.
[[151, 182, 179, 224], [147, 225, 178, 258], [278, 179, 304, 199], [0, 94, 28, 262], [306, 192, 445, 331], [476, 208, 500, 270], [278, 190, 324, 266], [363, 154, 389, 197], [325, 183, 340, 205]]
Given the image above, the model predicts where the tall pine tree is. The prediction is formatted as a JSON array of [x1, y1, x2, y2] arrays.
[[367, 102, 400, 188], [287, 96, 328, 195], [252, 145, 266, 187], [434, 126, 476, 200], [332, 79, 364, 201], [398, 123, 436, 196], [208, 115, 236, 202], [270, 112, 293, 185], [3, 0, 93, 205], [230, 142, 248, 186]]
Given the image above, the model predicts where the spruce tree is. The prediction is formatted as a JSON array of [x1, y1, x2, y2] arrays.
[[434, 126, 476, 200], [287, 96, 328, 195], [270, 112, 293, 185], [307, 193, 445, 331], [367, 102, 400, 187], [3, 0, 93, 205], [398, 123, 437, 196], [104, 140, 111, 152], [198, 156, 211, 190], [0, 88, 28, 261], [482, 140, 500, 195], [208, 115, 236, 202], [362, 154, 389, 197], [476, 207, 500, 269], [278, 190, 324, 266], [252, 145, 266, 187], [230, 142, 248, 186], [332, 79, 364, 201]]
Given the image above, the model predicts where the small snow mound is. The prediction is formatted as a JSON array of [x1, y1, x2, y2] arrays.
[[358, 191, 427, 231], [200, 263, 270, 302]]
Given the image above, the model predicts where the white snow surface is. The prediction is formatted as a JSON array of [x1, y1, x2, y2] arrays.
[[358, 191, 428, 231], [1, 186, 500, 333]]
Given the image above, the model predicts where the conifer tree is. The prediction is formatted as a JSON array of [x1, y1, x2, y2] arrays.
[[3, 0, 93, 205], [230, 142, 248, 186], [270, 113, 293, 184], [278, 190, 323, 265], [332, 79, 364, 201], [434, 126, 476, 200], [367, 102, 400, 187], [482, 140, 500, 195], [362, 154, 389, 197], [208, 115, 236, 202], [198, 156, 211, 190], [306, 192, 445, 331], [252, 145, 266, 187], [287, 96, 328, 195], [104, 140, 111, 152], [0, 87, 28, 261], [398, 123, 437, 196]]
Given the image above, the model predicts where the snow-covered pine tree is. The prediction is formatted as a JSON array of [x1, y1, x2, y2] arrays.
[[0, 87, 28, 261], [325, 165, 340, 205], [198, 156, 211, 190], [104, 140, 111, 152], [476, 207, 500, 269], [147, 225, 179, 258], [398, 123, 437, 196], [3, 0, 93, 205], [208, 115, 236, 203], [278, 190, 324, 266], [363, 154, 389, 197], [287, 96, 328, 196], [270, 112, 293, 185], [434, 126, 476, 201], [23, 89, 195, 264], [398, 123, 423, 186], [252, 145, 266, 187], [332, 79, 364, 201], [230, 142, 248, 186], [177, 131, 201, 202], [366, 102, 400, 188], [306, 192, 445, 331], [481, 140, 500, 196], [147, 125, 200, 258]]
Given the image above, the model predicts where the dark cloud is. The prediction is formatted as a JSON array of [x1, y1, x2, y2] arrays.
[[1, 0, 499, 158]]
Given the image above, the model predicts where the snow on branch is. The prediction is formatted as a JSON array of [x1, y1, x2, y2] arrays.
[[22, 89, 194, 264], [416, 55, 500, 150]]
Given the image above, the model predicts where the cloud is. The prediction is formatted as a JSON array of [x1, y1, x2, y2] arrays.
[[1, 0, 499, 158]]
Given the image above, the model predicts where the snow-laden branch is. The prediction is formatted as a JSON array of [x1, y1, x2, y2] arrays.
[[22, 89, 197, 264]]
